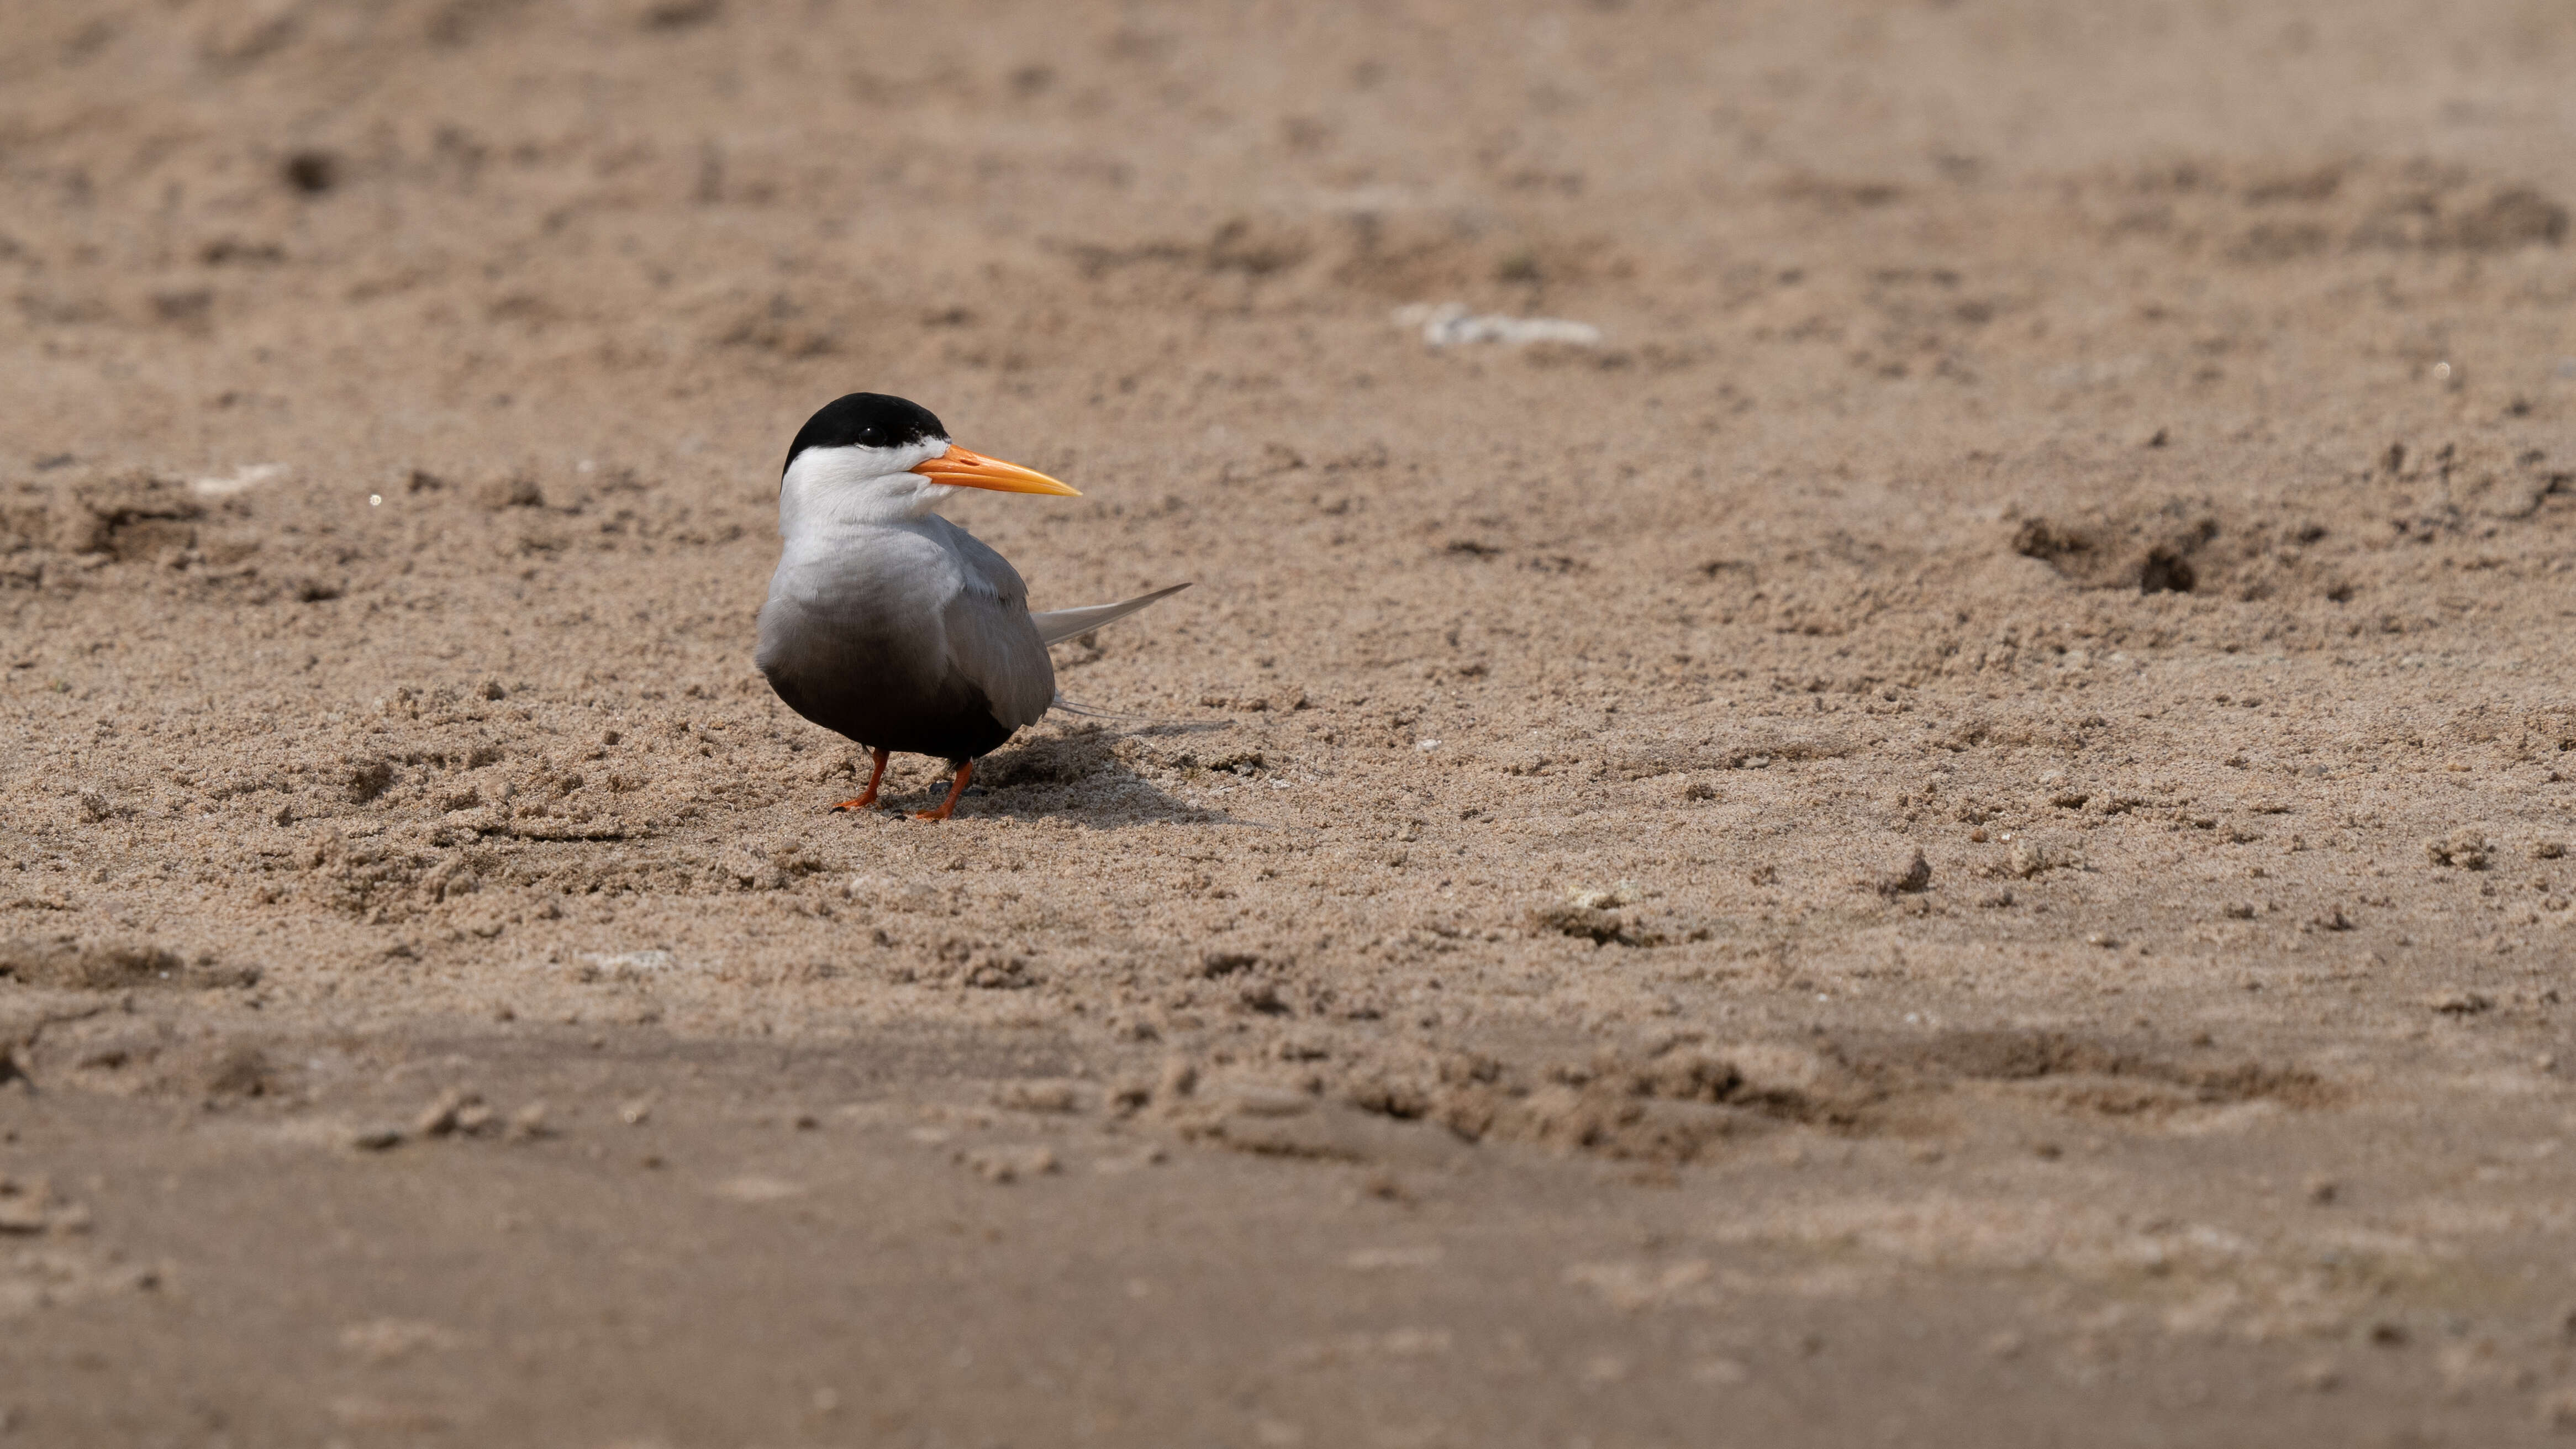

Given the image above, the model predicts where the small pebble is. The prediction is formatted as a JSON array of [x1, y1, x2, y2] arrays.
[[1877, 849, 1931, 897], [413, 1087, 484, 1137], [2009, 839, 2051, 878]]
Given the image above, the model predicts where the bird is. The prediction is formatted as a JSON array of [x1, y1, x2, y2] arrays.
[[755, 392, 1188, 820]]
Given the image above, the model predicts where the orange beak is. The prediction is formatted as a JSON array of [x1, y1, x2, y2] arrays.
[[909, 444, 1081, 497]]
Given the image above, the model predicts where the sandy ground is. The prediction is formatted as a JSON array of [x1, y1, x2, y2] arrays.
[[4, 1, 2576, 1443]]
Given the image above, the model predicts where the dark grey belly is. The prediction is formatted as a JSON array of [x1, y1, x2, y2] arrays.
[[756, 597, 1017, 762]]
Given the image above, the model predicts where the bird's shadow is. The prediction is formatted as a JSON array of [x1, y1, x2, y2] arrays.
[[861, 722, 1252, 828]]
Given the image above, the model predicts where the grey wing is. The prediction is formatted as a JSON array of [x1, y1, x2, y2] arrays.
[[937, 522, 1057, 731]]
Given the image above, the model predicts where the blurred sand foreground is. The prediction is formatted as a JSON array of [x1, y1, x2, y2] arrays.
[[3, 1, 2575, 1442]]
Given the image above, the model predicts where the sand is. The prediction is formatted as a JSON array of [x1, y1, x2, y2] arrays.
[[4, 0, 2576, 1442]]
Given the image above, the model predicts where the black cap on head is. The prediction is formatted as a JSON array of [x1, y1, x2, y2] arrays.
[[782, 393, 948, 475]]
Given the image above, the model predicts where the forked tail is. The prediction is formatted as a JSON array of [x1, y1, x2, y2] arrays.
[[1031, 582, 1191, 646]]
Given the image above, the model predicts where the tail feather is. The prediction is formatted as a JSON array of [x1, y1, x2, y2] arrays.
[[1031, 582, 1191, 647], [1046, 692, 1143, 719]]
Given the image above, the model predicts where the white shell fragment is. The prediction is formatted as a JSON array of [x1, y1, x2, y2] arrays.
[[1393, 302, 1603, 349], [189, 462, 288, 497]]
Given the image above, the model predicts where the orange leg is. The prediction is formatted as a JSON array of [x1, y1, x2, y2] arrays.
[[913, 760, 974, 821], [830, 749, 891, 812]]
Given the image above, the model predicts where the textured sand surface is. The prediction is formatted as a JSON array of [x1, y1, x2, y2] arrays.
[[4, 1, 2576, 1443]]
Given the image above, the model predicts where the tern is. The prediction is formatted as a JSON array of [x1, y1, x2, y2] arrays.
[[756, 393, 1188, 820]]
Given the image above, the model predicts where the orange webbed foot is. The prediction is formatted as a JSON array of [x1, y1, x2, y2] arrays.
[[910, 760, 974, 822], [830, 748, 893, 814]]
